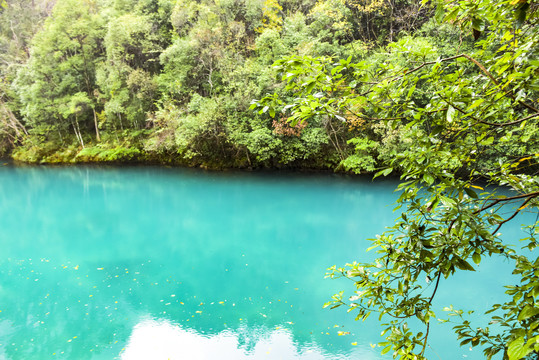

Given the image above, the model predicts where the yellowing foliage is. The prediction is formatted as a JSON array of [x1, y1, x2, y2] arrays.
[[309, 0, 351, 35], [256, 0, 283, 33]]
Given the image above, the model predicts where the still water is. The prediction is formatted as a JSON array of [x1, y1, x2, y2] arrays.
[[0, 165, 532, 359]]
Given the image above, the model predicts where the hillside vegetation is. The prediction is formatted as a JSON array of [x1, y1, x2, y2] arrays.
[[0, 0, 451, 169]]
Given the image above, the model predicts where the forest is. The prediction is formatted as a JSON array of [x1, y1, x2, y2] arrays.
[[0, 0, 533, 173], [0, 0, 425, 170]]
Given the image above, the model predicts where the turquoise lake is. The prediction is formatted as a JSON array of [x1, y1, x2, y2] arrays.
[[0, 165, 534, 359]]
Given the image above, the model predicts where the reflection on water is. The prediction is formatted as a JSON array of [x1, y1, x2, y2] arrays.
[[121, 318, 377, 360], [0, 165, 533, 360], [0, 166, 395, 360]]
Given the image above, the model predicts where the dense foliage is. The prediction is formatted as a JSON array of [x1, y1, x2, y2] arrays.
[[0, 0, 431, 167], [254, 0, 539, 358]]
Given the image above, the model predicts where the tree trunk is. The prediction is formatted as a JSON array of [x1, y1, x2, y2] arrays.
[[73, 117, 84, 148], [93, 108, 101, 142]]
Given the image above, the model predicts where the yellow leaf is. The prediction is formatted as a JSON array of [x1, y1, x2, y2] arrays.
[[518, 202, 531, 211]]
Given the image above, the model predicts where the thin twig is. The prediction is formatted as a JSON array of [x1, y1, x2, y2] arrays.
[[420, 272, 442, 356], [492, 196, 537, 235]]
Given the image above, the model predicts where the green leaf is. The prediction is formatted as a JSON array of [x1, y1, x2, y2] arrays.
[[381, 345, 392, 355], [533, 285, 539, 299], [374, 167, 393, 178], [472, 17, 485, 31], [466, 98, 484, 111], [472, 253, 481, 265], [407, 85, 416, 99], [517, 305, 539, 321], [444, 7, 459, 23], [464, 187, 478, 199], [454, 257, 475, 271], [447, 105, 455, 123], [304, 80, 316, 93], [481, 136, 494, 146], [423, 173, 435, 185], [507, 337, 533, 360]]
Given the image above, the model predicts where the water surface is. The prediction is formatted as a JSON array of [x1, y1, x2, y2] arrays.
[[0, 165, 533, 359]]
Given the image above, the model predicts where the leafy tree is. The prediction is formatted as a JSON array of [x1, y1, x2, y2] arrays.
[[13, 0, 105, 144], [340, 0, 430, 44], [0, 0, 54, 151], [307, 0, 354, 44], [254, 0, 539, 358], [3, 0, 359, 164], [97, 5, 166, 130]]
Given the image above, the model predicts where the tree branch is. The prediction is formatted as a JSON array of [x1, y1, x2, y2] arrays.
[[477, 112, 539, 127], [492, 195, 538, 235], [476, 191, 539, 214], [392, 54, 538, 113], [420, 272, 441, 356]]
